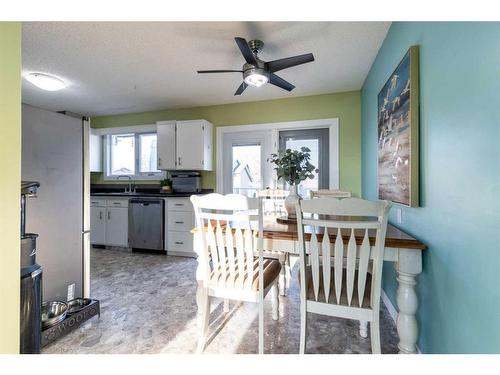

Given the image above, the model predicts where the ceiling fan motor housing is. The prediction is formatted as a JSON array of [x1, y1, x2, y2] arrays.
[[248, 39, 264, 54]]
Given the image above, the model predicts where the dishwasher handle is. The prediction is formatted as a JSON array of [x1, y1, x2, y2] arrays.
[[129, 199, 162, 206]]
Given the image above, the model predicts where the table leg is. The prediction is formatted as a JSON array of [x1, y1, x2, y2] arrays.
[[279, 263, 286, 296], [285, 253, 291, 289], [279, 253, 286, 296], [395, 248, 422, 354], [396, 269, 419, 353]]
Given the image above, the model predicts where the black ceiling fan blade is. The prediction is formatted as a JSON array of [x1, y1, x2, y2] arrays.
[[235, 37, 258, 66], [269, 73, 295, 92], [197, 70, 243, 74], [266, 53, 315, 73], [234, 82, 248, 96]]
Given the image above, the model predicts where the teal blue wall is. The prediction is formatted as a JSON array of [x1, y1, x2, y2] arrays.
[[361, 22, 500, 353]]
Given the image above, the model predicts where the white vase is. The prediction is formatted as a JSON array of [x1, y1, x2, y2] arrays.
[[284, 184, 300, 219]]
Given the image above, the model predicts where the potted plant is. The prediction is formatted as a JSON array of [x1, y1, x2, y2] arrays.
[[160, 178, 172, 193], [268, 147, 318, 218]]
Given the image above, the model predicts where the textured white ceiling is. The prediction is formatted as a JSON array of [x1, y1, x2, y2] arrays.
[[22, 22, 390, 116]]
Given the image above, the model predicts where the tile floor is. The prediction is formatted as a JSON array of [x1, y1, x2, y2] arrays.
[[43, 247, 399, 354]]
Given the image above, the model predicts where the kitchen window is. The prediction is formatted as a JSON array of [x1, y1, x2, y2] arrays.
[[104, 132, 165, 180]]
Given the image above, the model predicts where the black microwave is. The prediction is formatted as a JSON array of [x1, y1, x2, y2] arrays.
[[171, 172, 202, 193]]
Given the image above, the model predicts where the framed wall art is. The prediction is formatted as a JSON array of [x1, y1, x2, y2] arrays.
[[377, 46, 419, 207]]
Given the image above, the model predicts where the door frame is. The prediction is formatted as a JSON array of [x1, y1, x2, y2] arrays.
[[216, 118, 339, 193]]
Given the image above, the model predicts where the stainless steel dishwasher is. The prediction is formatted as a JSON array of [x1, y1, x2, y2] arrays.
[[129, 198, 165, 251]]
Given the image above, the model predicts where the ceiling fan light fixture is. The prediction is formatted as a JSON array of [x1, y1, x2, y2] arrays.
[[25, 72, 66, 91], [243, 68, 269, 87], [197, 37, 314, 95]]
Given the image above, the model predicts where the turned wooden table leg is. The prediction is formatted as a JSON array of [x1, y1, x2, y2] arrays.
[[395, 248, 422, 354], [396, 271, 419, 353]]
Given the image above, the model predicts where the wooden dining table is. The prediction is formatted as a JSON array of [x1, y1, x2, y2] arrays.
[[193, 215, 426, 354]]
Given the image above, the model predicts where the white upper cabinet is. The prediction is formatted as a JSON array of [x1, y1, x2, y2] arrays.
[[156, 119, 213, 171], [156, 120, 176, 170], [89, 128, 102, 172], [177, 120, 213, 170]]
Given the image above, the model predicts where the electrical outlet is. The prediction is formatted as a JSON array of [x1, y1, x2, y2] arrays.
[[67, 283, 75, 301], [396, 208, 403, 224]]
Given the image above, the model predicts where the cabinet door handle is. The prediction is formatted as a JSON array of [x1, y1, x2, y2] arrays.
[[99, 211, 103, 220], [158, 157, 162, 167], [178, 156, 181, 166], [174, 203, 184, 207], [174, 221, 184, 224], [107, 211, 111, 220], [175, 241, 184, 245]]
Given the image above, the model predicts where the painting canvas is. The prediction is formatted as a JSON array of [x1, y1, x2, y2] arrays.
[[378, 46, 419, 207]]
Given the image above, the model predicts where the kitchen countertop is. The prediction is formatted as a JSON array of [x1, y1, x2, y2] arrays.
[[91, 185, 213, 198]]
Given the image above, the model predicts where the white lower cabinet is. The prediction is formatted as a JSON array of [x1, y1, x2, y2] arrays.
[[105, 207, 129, 246], [90, 206, 106, 244], [167, 231, 193, 255], [91, 195, 197, 255], [90, 198, 129, 247], [166, 197, 195, 257]]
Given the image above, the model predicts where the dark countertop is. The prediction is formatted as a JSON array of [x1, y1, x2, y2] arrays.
[[91, 184, 213, 198], [91, 192, 209, 198]]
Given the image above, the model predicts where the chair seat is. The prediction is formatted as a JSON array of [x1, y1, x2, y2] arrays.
[[210, 259, 281, 291], [304, 266, 372, 308]]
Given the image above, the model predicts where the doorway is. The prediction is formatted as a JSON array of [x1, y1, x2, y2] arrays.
[[217, 118, 339, 195]]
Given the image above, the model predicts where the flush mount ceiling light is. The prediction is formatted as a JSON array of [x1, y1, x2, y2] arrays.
[[25, 72, 66, 91]]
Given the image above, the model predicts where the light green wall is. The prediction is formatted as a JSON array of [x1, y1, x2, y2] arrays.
[[0, 22, 21, 354], [92, 91, 362, 196]]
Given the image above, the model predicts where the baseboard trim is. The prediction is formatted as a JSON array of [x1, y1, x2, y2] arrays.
[[381, 289, 422, 354], [381, 289, 398, 324]]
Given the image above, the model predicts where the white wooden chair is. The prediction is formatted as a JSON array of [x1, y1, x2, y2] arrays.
[[309, 189, 352, 199], [257, 188, 288, 216], [295, 197, 391, 354], [191, 193, 281, 354], [256, 188, 291, 295]]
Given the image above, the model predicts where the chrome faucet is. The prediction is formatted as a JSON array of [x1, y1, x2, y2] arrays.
[[116, 175, 135, 193]]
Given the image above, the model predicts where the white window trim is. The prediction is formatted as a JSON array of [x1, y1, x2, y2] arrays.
[[93, 124, 157, 136], [103, 130, 166, 181], [216, 118, 339, 193]]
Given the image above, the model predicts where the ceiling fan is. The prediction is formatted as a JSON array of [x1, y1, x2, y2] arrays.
[[197, 37, 315, 95]]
